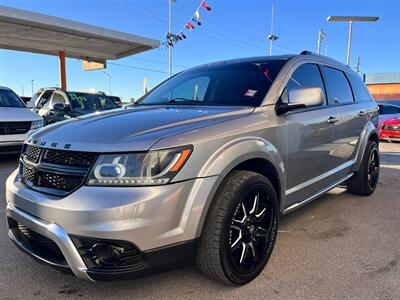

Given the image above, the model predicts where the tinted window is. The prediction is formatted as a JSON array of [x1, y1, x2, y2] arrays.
[[36, 90, 53, 108], [66, 92, 117, 112], [347, 73, 371, 102], [0, 89, 25, 108], [139, 60, 286, 107], [379, 105, 400, 115], [323, 67, 354, 104], [282, 63, 326, 104]]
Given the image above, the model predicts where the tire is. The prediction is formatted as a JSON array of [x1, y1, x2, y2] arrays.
[[347, 140, 380, 196], [196, 170, 279, 285]]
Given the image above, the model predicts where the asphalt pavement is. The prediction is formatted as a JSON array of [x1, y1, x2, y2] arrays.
[[0, 142, 399, 300]]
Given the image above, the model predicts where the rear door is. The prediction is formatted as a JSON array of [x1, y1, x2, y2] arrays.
[[321, 66, 366, 165], [281, 63, 338, 206]]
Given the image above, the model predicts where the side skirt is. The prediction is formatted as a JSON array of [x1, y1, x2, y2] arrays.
[[282, 173, 353, 215]]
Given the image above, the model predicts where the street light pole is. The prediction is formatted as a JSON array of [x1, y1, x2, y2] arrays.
[[268, 3, 279, 56], [31, 79, 34, 96], [327, 16, 379, 66], [346, 21, 353, 66]]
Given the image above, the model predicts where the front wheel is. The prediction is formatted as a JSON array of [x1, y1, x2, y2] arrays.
[[196, 170, 279, 285], [347, 140, 380, 196]]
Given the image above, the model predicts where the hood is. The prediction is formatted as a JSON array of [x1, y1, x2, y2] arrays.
[[0, 107, 42, 122], [29, 105, 253, 152]]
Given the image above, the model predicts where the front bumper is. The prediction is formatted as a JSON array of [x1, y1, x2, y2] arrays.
[[380, 130, 400, 142], [0, 130, 36, 154], [6, 170, 219, 279]]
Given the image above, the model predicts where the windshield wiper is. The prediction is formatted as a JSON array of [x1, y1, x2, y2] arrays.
[[168, 98, 203, 104]]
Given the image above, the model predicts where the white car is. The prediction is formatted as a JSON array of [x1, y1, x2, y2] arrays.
[[0, 86, 44, 154]]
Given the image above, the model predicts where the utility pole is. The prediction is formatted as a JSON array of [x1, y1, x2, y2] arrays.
[[268, 3, 279, 55], [31, 80, 34, 96], [168, 0, 176, 77], [101, 71, 112, 95], [355, 56, 361, 73], [317, 29, 326, 54]]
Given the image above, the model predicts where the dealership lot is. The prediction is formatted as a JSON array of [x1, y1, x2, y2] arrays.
[[0, 142, 399, 299]]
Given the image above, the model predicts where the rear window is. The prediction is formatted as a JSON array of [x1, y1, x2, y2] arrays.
[[323, 67, 354, 104], [379, 105, 400, 115], [347, 73, 372, 102], [66, 92, 118, 112], [139, 60, 287, 107], [0, 89, 25, 108]]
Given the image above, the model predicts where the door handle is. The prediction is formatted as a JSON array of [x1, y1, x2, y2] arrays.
[[327, 116, 338, 124], [357, 111, 367, 117]]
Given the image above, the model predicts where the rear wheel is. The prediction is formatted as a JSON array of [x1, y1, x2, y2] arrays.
[[347, 140, 380, 195], [196, 170, 279, 285]]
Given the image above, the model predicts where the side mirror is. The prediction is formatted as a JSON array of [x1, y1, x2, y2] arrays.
[[276, 87, 324, 115], [53, 103, 66, 111]]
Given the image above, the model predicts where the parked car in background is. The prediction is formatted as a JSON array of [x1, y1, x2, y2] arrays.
[[32, 88, 119, 124], [377, 101, 400, 136], [6, 53, 380, 285], [108, 95, 123, 107], [19, 96, 32, 108], [380, 118, 400, 142], [0, 86, 43, 154]]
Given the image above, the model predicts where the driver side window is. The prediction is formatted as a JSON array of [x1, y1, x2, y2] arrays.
[[282, 64, 326, 105]]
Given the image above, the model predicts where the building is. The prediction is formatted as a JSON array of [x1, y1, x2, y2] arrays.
[[365, 72, 400, 101]]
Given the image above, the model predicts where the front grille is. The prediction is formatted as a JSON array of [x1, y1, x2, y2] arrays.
[[22, 163, 37, 182], [40, 172, 84, 191], [383, 124, 400, 132], [0, 122, 31, 135], [20, 145, 97, 195], [42, 149, 96, 167], [18, 223, 63, 259], [25, 145, 41, 162]]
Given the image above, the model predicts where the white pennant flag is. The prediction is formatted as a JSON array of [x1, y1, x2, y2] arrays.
[[195, 9, 201, 21]]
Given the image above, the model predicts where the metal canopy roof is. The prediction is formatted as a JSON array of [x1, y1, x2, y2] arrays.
[[0, 5, 160, 61]]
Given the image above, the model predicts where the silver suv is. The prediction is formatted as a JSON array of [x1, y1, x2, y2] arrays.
[[6, 52, 380, 285]]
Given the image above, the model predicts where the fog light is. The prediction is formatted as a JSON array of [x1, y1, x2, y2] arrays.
[[91, 243, 122, 267]]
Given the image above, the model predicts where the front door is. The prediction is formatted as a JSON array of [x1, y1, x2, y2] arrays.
[[279, 63, 338, 207]]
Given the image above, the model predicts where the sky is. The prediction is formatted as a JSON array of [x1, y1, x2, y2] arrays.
[[0, 0, 399, 100]]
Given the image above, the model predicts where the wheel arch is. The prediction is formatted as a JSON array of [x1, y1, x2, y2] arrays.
[[195, 138, 286, 237], [352, 121, 380, 172]]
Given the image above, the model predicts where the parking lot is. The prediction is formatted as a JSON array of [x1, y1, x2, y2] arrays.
[[0, 142, 399, 300]]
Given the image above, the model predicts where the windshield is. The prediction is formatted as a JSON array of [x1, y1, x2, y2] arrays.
[[0, 89, 26, 108], [66, 92, 118, 112], [138, 60, 286, 107]]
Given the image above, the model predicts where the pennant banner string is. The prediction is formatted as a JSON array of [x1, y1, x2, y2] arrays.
[[163, 1, 212, 48]]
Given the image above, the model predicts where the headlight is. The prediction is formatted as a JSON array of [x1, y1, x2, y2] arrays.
[[31, 119, 44, 130], [86, 146, 192, 186]]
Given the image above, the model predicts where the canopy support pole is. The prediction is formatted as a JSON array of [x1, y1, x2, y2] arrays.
[[59, 51, 67, 90]]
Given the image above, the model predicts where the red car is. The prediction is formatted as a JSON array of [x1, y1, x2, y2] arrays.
[[380, 118, 400, 142]]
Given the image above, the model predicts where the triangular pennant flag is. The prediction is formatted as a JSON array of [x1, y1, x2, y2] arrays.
[[192, 17, 202, 26], [185, 22, 195, 30], [195, 9, 202, 21], [201, 1, 212, 11]]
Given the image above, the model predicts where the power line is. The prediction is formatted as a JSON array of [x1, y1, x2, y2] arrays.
[[108, 62, 169, 74], [128, 56, 190, 69]]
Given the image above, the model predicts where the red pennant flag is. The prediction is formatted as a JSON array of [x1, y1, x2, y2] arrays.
[[201, 1, 212, 11], [185, 22, 195, 29]]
